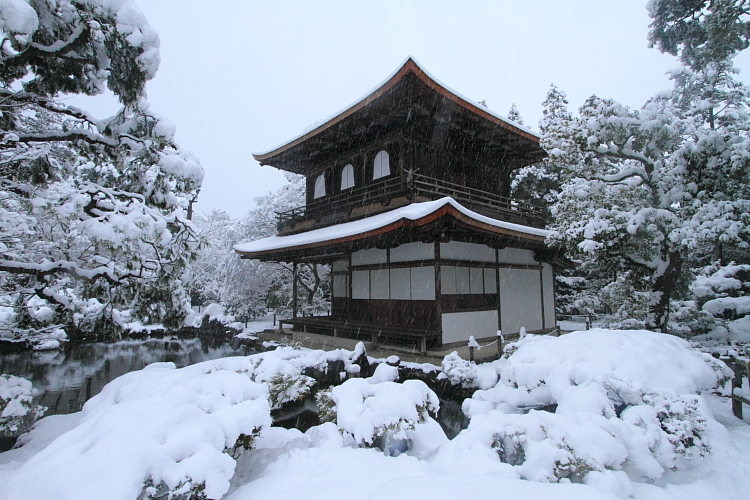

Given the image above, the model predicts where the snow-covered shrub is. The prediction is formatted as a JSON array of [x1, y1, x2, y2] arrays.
[[315, 390, 337, 424], [267, 373, 316, 410], [0, 375, 46, 436], [323, 377, 439, 449], [644, 393, 710, 459], [689, 262, 750, 342], [438, 351, 478, 387], [459, 330, 730, 483]]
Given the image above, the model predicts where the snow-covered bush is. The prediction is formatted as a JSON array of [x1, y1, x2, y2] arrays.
[[460, 330, 730, 483], [687, 263, 750, 342], [322, 377, 439, 449], [438, 351, 478, 387], [0, 375, 45, 436], [267, 373, 316, 411]]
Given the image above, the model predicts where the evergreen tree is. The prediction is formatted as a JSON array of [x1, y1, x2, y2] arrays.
[[511, 85, 571, 213], [507, 103, 524, 125], [192, 174, 330, 321], [0, 1, 203, 341], [547, 1, 750, 332]]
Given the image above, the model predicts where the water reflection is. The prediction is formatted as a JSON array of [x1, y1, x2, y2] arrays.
[[0, 338, 244, 417]]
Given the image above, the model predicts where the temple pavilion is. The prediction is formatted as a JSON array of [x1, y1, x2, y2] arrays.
[[235, 57, 564, 352]]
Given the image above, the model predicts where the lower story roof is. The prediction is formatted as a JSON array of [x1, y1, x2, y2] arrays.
[[234, 197, 554, 262]]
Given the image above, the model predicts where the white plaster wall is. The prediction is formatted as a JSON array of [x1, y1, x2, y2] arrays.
[[371, 269, 390, 299], [497, 248, 537, 265], [332, 275, 349, 297], [484, 267, 497, 293], [352, 270, 369, 299], [390, 242, 434, 262], [441, 266, 456, 294], [442, 310, 499, 343], [389, 268, 411, 300], [332, 260, 349, 272], [441, 241, 497, 262], [411, 266, 435, 300], [351, 247, 387, 266], [499, 268, 543, 334], [542, 263, 556, 329]]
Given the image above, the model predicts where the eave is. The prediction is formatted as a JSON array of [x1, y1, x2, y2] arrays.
[[234, 197, 552, 262], [252, 57, 542, 170]]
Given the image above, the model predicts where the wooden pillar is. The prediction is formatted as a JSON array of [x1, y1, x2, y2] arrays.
[[731, 362, 745, 420], [434, 241, 442, 342], [539, 265, 546, 330], [292, 261, 298, 319]]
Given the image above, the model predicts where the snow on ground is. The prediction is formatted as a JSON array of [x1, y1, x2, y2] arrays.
[[0, 329, 749, 500]]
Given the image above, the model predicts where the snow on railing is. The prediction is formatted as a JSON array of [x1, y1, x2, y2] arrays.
[[275, 172, 547, 230], [467, 332, 504, 362]]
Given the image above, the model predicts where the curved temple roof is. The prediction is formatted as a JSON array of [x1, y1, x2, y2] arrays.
[[253, 57, 542, 170], [234, 197, 552, 261]]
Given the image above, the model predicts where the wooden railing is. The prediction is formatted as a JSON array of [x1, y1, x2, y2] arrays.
[[276, 173, 547, 231]]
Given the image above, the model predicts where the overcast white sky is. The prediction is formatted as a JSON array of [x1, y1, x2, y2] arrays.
[[69, 0, 750, 218]]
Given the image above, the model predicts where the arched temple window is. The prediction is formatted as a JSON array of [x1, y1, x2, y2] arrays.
[[313, 172, 326, 199], [373, 150, 390, 180], [341, 164, 355, 190]]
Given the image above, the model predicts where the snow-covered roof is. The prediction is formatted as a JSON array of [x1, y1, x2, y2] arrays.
[[253, 56, 539, 163], [234, 197, 551, 259]]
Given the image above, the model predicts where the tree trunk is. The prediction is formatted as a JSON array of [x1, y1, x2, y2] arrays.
[[647, 251, 683, 332]]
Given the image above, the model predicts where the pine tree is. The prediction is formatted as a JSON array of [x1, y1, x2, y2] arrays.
[[507, 103, 524, 125], [0, 1, 203, 342], [547, 1, 750, 333], [512, 85, 571, 213]]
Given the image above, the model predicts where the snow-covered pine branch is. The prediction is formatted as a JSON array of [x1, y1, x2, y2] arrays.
[[0, 0, 204, 343], [547, 10, 750, 332]]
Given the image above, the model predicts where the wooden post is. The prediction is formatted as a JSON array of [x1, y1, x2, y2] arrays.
[[292, 261, 298, 320], [731, 361, 745, 420], [434, 241, 442, 342], [469, 345, 475, 362]]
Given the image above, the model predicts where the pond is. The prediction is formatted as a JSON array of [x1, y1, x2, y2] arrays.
[[0, 338, 247, 417]]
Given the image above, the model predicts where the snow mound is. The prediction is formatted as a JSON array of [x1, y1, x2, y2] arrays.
[[3, 361, 272, 500], [458, 330, 732, 485], [319, 377, 439, 448], [499, 329, 728, 398]]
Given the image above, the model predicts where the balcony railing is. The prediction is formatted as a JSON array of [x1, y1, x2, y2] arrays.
[[276, 173, 547, 232]]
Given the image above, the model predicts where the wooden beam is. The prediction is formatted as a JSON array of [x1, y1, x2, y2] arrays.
[[292, 261, 298, 319]]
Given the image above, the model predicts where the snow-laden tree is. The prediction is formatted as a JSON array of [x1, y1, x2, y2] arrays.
[[547, 1, 750, 332], [506, 103, 524, 125], [647, 0, 750, 72], [512, 85, 570, 213], [0, 0, 203, 342], [192, 173, 330, 320]]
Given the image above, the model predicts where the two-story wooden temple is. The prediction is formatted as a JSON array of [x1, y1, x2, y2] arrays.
[[235, 57, 564, 352]]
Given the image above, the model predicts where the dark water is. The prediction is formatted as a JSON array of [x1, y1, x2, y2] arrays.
[[0, 338, 246, 417]]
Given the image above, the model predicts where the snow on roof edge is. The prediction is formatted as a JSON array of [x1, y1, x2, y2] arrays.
[[234, 197, 552, 255], [252, 56, 539, 158]]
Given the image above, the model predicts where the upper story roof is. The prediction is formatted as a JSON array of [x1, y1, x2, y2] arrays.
[[253, 57, 545, 175]]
